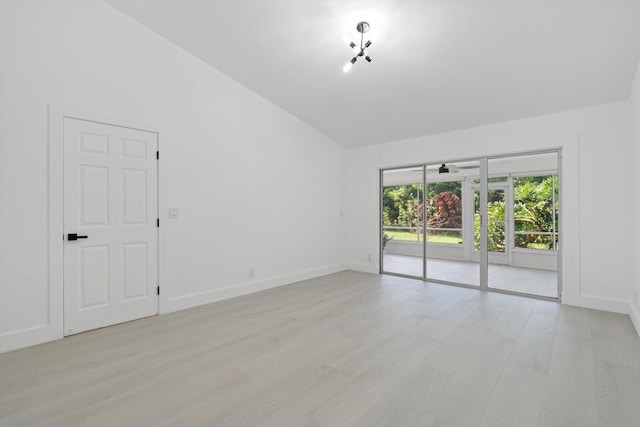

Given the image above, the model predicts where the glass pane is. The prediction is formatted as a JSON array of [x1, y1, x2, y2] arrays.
[[426, 160, 479, 287], [487, 189, 506, 253], [514, 233, 554, 250], [381, 167, 424, 277], [489, 176, 507, 183], [427, 229, 462, 244], [474, 188, 480, 251], [487, 153, 559, 298], [426, 179, 462, 244], [513, 174, 559, 252], [475, 186, 508, 253], [554, 175, 559, 251]]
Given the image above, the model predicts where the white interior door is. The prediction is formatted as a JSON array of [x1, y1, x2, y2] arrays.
[[63, 117, 158, 335]]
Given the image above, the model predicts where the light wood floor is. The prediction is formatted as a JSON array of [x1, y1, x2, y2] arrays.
[[1, 271, 639, 426], [384, 254, 558, 298]]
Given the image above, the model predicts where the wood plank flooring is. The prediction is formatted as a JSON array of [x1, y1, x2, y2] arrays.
[[1, 271, 639, 426]]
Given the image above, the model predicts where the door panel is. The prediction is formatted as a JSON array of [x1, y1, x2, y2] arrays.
[[79, 245, 110, 308], [64, 117, 158, 335], [80, 165, 110, 226], [123, 168, 148, 224], [487, 187, 506, 254], [122, 242, 148, 300], [487, 153, 559, 298], [425, 160, 479, 287], [380, 167, 425, 278]]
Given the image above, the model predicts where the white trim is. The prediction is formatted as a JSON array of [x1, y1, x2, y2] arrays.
[[562, 293, 631, 316], [157, 124, 168, 314], [0, 325, 60, 354], [630, 302, 640, 337], [167, 264, 347, 312], [349, 261, 379, 274], [0, 105, 168, 353], [511, 247, 557, 254]]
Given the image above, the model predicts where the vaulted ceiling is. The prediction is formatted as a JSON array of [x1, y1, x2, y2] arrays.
[[106, 0, 640, 148]]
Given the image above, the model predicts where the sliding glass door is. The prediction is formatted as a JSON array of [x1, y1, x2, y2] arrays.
[[380, 150, 560, 300], [487, 153, 559, 297], [380, 166, 424, 278], [424, 160, 479, 287]]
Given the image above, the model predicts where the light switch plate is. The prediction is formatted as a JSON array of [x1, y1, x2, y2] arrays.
[[167, 207, 179, 218]]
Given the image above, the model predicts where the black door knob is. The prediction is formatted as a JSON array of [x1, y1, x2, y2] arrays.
[[68, 233, 88, 241]]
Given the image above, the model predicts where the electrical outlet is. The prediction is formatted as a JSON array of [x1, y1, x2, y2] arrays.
[[249, 267, 255, 278], [368, 253, 372, 262]]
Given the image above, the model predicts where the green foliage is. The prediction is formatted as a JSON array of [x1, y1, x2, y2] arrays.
[[472, 177, 558, 251], [383, 176, 558, 250], [474, 200, 506, 252], [427, 191, 462, 228], [382, 184, 423, 227], [513, 176, 558, 249], [382, 184, 423, 240], [383, 181, 463, 242], [385, 229, 461, 244], [426, 181, 461, 199]]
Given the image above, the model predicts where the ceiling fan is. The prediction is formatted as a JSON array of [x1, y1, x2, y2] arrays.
[[426, 163, 478, 174]]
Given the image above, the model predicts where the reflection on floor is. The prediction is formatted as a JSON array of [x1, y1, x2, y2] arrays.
[[383, 254, 558, 298]]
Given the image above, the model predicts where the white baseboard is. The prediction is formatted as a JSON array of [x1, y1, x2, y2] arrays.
[[562, 293, 631, 315], [1, 264, 347, 353], [0, 324, 62, 354], [167, 263, 348, 313], [563, 293, 640, 337], [347, 261, 378, 274], [630, 302, 640, 338]]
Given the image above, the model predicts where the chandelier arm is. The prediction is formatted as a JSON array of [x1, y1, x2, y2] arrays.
[[344, 21, 371, 72]]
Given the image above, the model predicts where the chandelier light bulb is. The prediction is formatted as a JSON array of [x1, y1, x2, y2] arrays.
[[343, 57, 357, 73]]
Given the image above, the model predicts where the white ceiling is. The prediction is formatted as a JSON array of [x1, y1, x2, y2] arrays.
[[106, 0, 640, 149]]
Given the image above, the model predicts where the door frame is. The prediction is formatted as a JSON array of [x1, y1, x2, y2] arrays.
[[48, 105, 168, 339]]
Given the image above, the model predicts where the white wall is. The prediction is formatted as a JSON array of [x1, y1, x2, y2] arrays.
[[347, 101, 636, 316], [631, 59, 640, 335], [0, 0, 346, 352]]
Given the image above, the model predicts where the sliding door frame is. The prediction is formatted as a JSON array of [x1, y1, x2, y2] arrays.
[[379, 149, 562, 302], [379, 164, 425, 281]]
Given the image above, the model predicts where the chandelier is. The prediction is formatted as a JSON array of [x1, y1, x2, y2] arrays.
[[343, 21, 372, 73]]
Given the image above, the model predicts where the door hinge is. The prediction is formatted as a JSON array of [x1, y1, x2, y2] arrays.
[[156, 151, 159, 160], [157, 218, 160, 227], [157, 286, 160, 295]]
